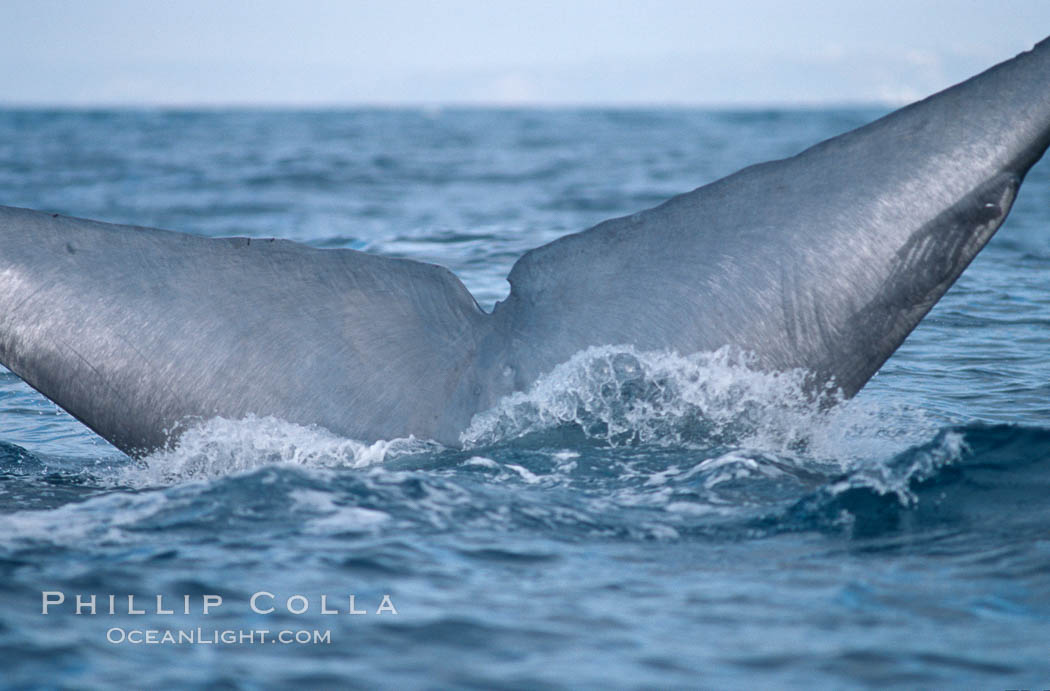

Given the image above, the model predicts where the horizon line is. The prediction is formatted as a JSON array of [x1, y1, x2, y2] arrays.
[[0, 99, 899, 111]]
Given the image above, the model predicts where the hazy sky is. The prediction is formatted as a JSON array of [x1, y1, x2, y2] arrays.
[[3, 1, 1049, 106]]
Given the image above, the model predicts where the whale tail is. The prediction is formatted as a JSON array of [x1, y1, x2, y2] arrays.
[[492, 36, 1050, 397], [0, 207, 491, 452], [1, 37, 1049, 456]]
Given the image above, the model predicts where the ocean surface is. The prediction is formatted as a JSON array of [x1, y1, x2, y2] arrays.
[[0, 108, 1048, 689]]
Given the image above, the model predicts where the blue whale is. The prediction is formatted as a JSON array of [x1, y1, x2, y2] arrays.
[[2, 39, 1049, 456]]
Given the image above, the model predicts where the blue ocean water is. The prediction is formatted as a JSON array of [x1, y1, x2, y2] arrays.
[[1, 108, 1049, 688]]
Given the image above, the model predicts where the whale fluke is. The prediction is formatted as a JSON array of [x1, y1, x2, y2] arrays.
[[495, 37, 1050, 399], [0, 208, 491, 452], [2, 37, 1049, 456]]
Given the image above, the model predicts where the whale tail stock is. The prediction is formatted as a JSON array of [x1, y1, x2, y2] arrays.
[[1, 37, 1049, 457]]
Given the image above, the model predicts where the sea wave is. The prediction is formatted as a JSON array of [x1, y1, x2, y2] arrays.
[[774, 423, 1050, 539], [2, 422, 1047, 552]]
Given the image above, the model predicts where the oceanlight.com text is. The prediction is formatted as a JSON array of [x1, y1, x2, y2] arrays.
[[106, 627, 331, 645]]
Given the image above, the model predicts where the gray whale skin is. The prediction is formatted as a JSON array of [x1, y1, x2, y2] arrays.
[[2, 39, 1050, 457]]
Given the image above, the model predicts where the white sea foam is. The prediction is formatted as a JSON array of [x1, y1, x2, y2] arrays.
[[461, 345, 935, 471], [462, 346, 814, 447], [120, 415, 439, 486]]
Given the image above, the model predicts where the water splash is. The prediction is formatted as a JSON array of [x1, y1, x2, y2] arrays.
[[120, 415, 439, 486], [463, 346, 821, 447], [462, 346, 935, 470]]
